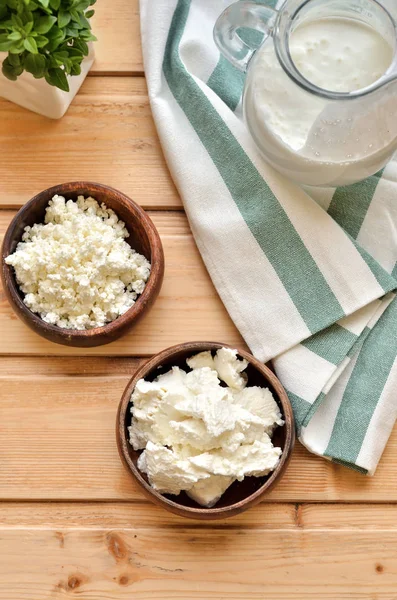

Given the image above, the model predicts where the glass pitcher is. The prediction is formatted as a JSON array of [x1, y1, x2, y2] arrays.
[[214, 0, 397, 187]]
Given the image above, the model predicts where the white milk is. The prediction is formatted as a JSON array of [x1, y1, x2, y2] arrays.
[[291, 18, 392, 94], [244, 17, 396, 186]]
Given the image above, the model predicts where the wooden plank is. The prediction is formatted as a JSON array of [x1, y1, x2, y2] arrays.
[[0, 78, 181, 210], [1, 357, 397, 502], [0, 504, 395, 599], [0, 356, 143, 377], [0, 502, 297, 529], [0, 211, 243, 355], [91, 0, 143, 75], [2, 501, 397, 530], [300, 504, 397, 529]]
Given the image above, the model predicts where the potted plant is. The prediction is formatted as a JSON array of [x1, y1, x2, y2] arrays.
[[0, 0, 96, 118]]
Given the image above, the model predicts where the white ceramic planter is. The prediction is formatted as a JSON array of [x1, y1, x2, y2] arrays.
[[0, 44, 95, 119]]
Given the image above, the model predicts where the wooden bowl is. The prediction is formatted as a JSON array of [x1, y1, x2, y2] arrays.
[[117, 341, 295, 520], [1, 182, 164, 347]]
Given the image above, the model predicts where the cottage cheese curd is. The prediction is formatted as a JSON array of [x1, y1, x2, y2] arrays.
[[5, 195, 151, 329], [129, 348, 283, 507]]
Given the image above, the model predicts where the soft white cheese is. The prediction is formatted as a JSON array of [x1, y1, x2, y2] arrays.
[[137, 441, 209, 495], [129, 348, 284, 507], [186, 350, 215, 370], [187, 475, 234, 508], [189, 433, 282, 480], [213, 347, 248, 390], [5, 194, 151, 329], [233, 386, 284, 435]]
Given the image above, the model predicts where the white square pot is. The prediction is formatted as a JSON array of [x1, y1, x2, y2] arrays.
[[0, 44, 95, 119]]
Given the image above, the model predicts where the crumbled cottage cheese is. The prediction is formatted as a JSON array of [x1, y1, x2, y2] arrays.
[[5, 195, 151, 329], [129, 347, 284, 507]]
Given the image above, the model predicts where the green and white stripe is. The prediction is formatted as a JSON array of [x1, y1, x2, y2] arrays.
[[140, 0, 397, 474]]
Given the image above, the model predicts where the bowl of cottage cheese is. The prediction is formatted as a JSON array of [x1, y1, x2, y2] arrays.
[[117, 342, 294, 519], [1, 182, 164, 347]]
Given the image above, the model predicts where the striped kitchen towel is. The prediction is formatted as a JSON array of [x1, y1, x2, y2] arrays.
[[140, 0, 397, 475]]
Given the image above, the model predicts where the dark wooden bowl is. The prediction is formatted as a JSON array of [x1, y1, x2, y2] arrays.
[[1, 182, 164, 347], [117, 342, 295, 520]]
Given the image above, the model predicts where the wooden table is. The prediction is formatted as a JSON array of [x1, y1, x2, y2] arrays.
[[1, 2, 396, 597]]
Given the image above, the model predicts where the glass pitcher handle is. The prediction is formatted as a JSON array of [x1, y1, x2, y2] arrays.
[[213, 1, 278, 72]]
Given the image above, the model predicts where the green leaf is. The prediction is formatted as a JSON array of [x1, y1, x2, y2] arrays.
[[7, 51, 20, 66], [47, 35, 63, 50], [46, 25, 64, 50], [0, 33, 13, 51], [34, 15, 56, 33], [22, 10, 34, 26], [73, 38, 88, 55], [2, 58, 17, 80], [11, 13, 23, 28], [47, 55, 58, 68], [38, 5, 52, 14], [63, 59, 72, 73], [25, 51, 46, 77], [53, 49, 68, 59], [24, 21, 33, 34], [7, 30, 22, 40], [65, 27, 79, 37], [2, 56, 23, 78], [73, 20, 83, 29], [80, 30, 96, 41], [70, 8, 79, 22], [24, 35, 37, 53], [0, 20, 15, 31], [67, 46, 83, 58], [0, 0, 97, 72], [57, 9, 71, 28], [46, 25, 62, 39], [73, 0, 90, 9], [70, 62, 80, 75], [78, 14, 90, 29], [8, 41, 24, 53], [45, 67, 69, 91], [34, 34, 49, 47]]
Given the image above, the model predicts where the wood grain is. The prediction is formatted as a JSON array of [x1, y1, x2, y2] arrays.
[[0, 210, 243, 355], [0, 355, 142, 376], [1, 1, 396, 592], [2, 501, 397, 529], [1, 356, 397, 502], [0, 504, 395, 599], [0, 78, 181, 210], [0, 502, 297, 528], [91, 0, 143, 75]]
